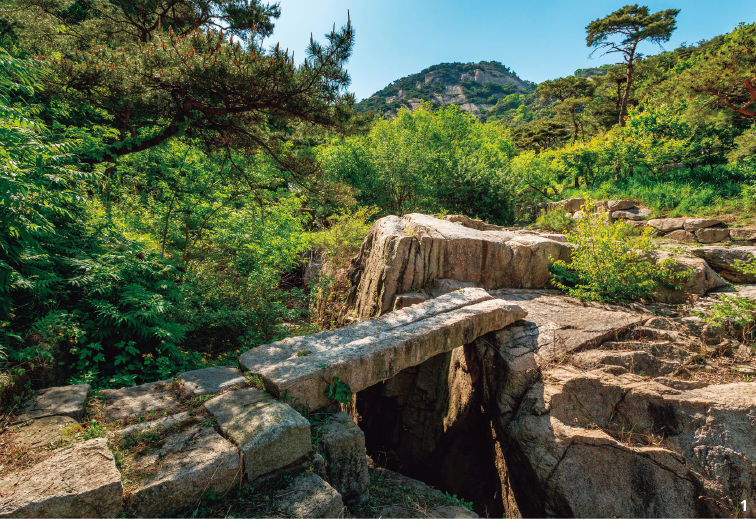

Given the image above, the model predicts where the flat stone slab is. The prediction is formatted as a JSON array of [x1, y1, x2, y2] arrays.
[[15, 384, 89, 422], [684, 218, 721, 231], [100, 380, 182, 423], [204, 388, 311, 481], [115, 411, 190, 438], [240, 288, 526, 410], [179, 366, 245, 396], [729, 227, 756, 241], [275, 473, 344, 518], [125, 424, 241, 518], [488, 290, 645, 365], [648, 218, 686, 233], [11, 415, 76, 449], [0, 438, 123, 518]]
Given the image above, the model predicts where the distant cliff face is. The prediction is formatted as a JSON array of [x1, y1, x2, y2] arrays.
[[355, 61, 535, 118]]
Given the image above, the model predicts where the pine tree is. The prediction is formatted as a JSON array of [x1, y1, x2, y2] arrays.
[[586, 4, 679, 127]]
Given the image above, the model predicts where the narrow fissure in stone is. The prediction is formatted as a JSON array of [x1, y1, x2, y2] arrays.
[[353, 345, 518, 518]]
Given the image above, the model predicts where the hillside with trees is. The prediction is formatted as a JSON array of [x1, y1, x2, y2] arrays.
[[354, 61, 534, 118]]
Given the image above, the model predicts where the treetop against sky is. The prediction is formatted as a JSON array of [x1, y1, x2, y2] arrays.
[[263, 0, 756, 100]]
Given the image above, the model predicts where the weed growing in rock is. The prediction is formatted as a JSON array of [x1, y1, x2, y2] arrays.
[[323, 376, 353, 406], [536, 208, 576, 233]]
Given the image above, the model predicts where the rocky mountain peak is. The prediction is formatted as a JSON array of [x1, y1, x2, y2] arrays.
[[356, 61, 535, 118]]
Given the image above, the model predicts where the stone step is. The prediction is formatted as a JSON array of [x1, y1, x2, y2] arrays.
[[179, 366, 245, 396], [14, 384, 89, 423], [100, 380, 182, 423], [0, 438, 122, 518], [573, 350, 682, 377], [275, 473, 344, 518], [204, 387, 312, 481], [124, 424, 241, 518], [239, 289, 527, 411], [602, 341, 696, 364]]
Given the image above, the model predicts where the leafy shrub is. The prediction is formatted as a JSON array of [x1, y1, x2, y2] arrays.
[[536, 208, 576, 233], [550, 211, 688, 302]]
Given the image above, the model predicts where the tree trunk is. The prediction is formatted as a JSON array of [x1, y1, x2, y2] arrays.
[[618, 43, 638, 127], [571, 111, 579, 146]]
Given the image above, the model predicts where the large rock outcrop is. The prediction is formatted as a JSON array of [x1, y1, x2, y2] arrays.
[[345, 213, 572, 321]]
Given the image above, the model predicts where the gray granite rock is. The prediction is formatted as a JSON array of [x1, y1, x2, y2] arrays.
[[204, 388, 311, 481], [15, 384, 89, 422], [612, 208, 651, 221], [607, 200, 636, 211], [428, 278, 477, 298], [0, 438, 123, 518], [114, 411, 190, 438], [561, 198, 585, 213], [125, 425, 241, 518], [275, 473, 344, 518], [684, 218, 721, 231], [647, 218, 686, 233], [179, 366, 245, 396], [690, 246, 756, 283], [393, 292, 430, 311], [100, 380, 182, 423], [11, 415, 76, 449], [320, 412, 369, 504], [240, 290, 526, 410], [695, 227, 730, 244], [729, 227, 756, 241], [666, 229, 698, 243], [248, 452, 327, 489]]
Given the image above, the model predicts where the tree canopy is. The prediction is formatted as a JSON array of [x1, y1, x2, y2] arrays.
[[586, 4, 679, 126]]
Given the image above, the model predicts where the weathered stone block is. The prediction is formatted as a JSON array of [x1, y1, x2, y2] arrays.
[[320, 412, 369, 504], [695, 227, 730, 244], [393, 292, 430, 311], [11, 415, 76, 449], [240, 291, 526, 410], [125, 425, 241, 518], [647, 218, 686, 233], [684, 218, 721, 231], [606, 200, 636, 211], [0, 438, 123, 518], [729, 227, 756, 241], [612, 208, 651, 221], [666, 229, 697, 243], [248, 452, 327, 490], [204, 388, 311, 481], [275, 473, 344, 518], [114, 411, 190, 438], [15, 384, 89, 422], [100, 380, 182, 423], [690, 246, 756, 283], [179, 366, 245, 396], [428, 278, 477, 297], [561, 197, 585, 213]]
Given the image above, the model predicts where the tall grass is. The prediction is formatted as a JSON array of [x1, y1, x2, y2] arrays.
[[561, 166, 747, 218]]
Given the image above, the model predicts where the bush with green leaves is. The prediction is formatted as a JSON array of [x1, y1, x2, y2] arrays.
[[550, 209, 688, 302], [536, 208, 576, 233], [320, 103, 517, 224]]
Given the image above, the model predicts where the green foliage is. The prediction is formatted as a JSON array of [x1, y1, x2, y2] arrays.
[[440, 492, 474, 512], [551, 209, 688, 302], [309, 206, 380, 263], [536, 209, 576, 233], [321, 104, 518, 224], [323, 376, 352, 406]]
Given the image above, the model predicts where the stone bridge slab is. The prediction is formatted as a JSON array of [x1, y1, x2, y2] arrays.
[[239, 288, 527, 410]]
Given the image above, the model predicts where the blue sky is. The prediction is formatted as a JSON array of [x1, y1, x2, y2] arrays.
[[263, 1, 756, 101]]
